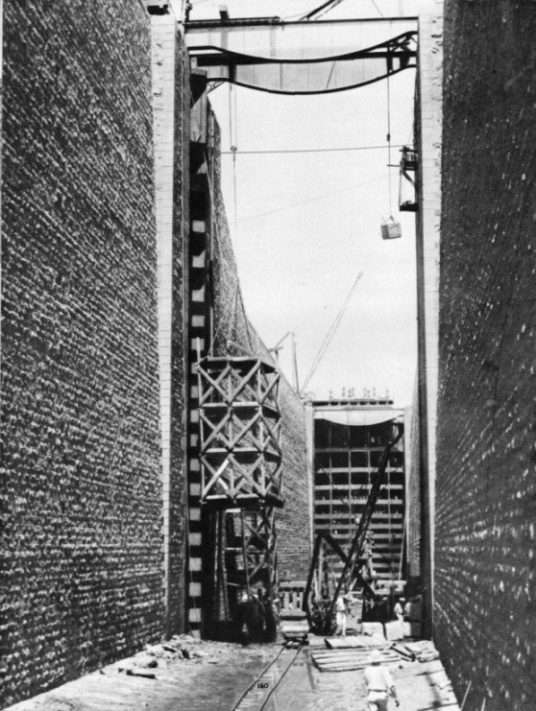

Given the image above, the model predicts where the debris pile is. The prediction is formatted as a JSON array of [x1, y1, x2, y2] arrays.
[[111, 635, 233, 679]]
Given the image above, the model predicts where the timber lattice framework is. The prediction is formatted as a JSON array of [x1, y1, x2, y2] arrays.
[[196, 356, 284, 610], [196, 356, 284, 509]]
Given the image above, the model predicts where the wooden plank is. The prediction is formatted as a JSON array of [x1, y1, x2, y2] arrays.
[[279, 581, 307, 589], [325, 635, 386, 649], [325, 636, 372, 649], [314, 658, 400, 672], [313, 651, 389, 659], [126, 669, 157, 679], [313, 650, 397, 660], [315, 661, 369, 668], [316, 647, 378, 657], [315, 659, 397, 669], [314, 660, 379, 667], [316, 664, 369, 672], [313, 654, 400, 664], [312, 652, 399, 662]]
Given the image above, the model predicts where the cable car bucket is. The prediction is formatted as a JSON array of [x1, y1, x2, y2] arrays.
[[381, 216, 402, 240], [381, 64, 402, 241]]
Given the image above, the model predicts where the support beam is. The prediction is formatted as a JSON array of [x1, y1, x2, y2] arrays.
[[150, 9, 189, 638], [415, 1, 443, 640], [197, 356, 283, 508], [184, 17, 417, 95]]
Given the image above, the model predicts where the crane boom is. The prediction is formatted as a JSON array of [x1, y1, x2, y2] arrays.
[[301, 0, 348, 21], [304, 430, 403, 634], [301, 272, 363, 394]]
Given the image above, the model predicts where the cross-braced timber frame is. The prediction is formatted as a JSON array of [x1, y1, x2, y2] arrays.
[[196, 356, 284, 510], [240, 506, 278, 594], [202, 506, 278, 637], [196, 356, 283, 626]]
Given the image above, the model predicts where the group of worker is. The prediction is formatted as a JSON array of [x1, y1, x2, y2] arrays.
[[235, 587, 277, 645], [335, 591, 407, 631], [367, 592, 409, 632], [237, 587, 402, 709], [335, 592, 402, 710]]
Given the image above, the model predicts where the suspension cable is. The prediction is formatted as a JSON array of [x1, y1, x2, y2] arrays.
[[387, 60, 393, 216], [229, 84, 239, 258]]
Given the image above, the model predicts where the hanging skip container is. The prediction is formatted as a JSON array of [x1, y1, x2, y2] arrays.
[[381, 217, 402, 240]]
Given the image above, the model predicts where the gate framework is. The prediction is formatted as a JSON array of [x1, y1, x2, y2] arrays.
[[196, 356, 284, 633]]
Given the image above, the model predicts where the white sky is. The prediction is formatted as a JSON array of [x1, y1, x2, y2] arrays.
[[188, 0, 419, 407]]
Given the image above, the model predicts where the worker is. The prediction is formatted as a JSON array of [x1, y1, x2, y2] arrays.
[[377, 593, 390, 629], [334, 593, 350, 636], [236, 589, 250, 645], [394, 597, 405, 622], [247, 589, 265, 643], [264, 592, 278, 643], [364, 649, 400, 710]]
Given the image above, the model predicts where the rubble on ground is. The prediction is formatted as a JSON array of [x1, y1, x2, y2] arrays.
[[109, 635, 237, 677]]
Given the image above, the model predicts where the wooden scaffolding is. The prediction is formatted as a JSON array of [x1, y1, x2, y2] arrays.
[[196, 356, 283, 633]]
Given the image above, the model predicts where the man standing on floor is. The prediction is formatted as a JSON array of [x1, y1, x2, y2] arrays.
[[363, 649, 400, 710], [334, 593, 349, 636]]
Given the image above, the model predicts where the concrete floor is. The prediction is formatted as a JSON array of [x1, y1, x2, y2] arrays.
[[4, 636, 461, 711]]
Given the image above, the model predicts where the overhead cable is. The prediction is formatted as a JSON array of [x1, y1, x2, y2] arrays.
[[238, 174, 386, 223], [370, 0, 384, 18], [228, 84, 239, 255], [221, 144, 404, 156], [387, 62, 393, 215]]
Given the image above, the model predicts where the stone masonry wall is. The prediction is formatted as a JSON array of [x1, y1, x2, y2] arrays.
[[437, 3, 536, 709], [209, 121, 311, 582], [1, 2, 163, 706]]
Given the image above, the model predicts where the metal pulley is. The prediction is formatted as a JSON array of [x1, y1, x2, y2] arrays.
[[399, 146, 418, 212]]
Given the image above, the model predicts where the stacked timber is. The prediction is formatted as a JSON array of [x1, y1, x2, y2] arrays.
[[312, 646, 400, 672], [324, 635, 385, 650], [404, 640, 440, 662], [311, 634, 422, 671]]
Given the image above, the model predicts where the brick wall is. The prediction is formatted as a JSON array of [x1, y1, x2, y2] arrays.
[[209, 119, 311, 583], [1, 2, 163, 705], [436, 3, 536, 709], [275, 390, 311, 581]]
